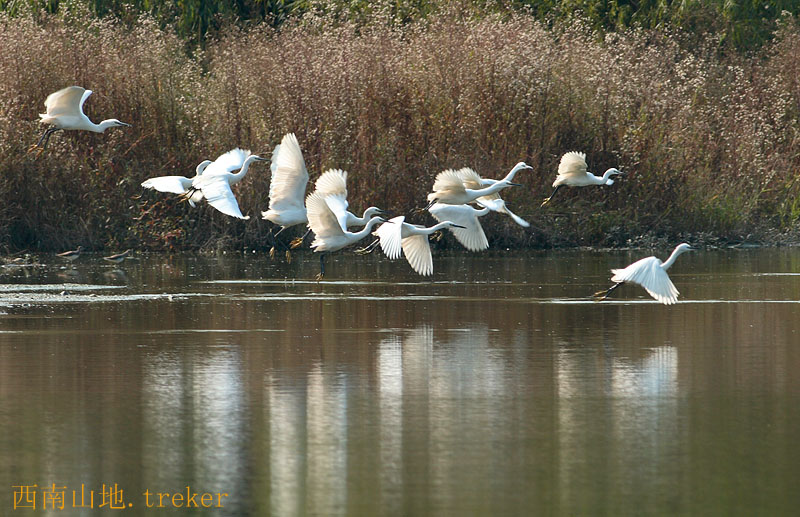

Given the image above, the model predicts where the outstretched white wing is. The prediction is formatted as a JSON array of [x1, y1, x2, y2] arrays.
[[315, 169, 350, 231], [428, 169, 467, 201], [375, 216, 404, 260], [141, 176, 193, 194], [269, 133, 309, 214], [611, 256, 679, 305], [194, 175, 248, 219], [204, 148, 249, 177], [42, 86, 87, 118], [429, 203, 489, 251], [306, 191, 345, 239], [474, 197, 530, 227], [553, 151, 588, 186], [401, 234, 434, 276]]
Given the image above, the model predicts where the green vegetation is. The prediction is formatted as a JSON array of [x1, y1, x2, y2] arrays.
[[0, 3, 798, 252]]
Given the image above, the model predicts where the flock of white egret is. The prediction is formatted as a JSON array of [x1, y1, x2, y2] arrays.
[[32, 86, 693, 304]]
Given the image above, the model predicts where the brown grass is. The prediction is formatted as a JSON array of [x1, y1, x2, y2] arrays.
[[0, 11, 799, 251]]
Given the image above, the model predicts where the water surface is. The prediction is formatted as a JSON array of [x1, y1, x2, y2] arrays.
[[1, 248, 799, 515]]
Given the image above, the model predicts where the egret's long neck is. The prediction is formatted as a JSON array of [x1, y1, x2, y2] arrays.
[[350, 208, 380, 226], [420, 221, 456, 235], [93, 120, 117, 133], [467, 181, 508, 198], [504, 163, 529, 183], [661, 246, 688, 270], [349, 217, 384, 240], [600, 169, 618, 185], [229, 157, 258, 184]]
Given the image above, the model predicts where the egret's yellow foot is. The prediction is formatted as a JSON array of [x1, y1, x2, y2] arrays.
[[269, 247, 276, 259], [540, 198, 551, 207], [592, 290, 609, 301], [290, 237, 303, 249], [433, 230, 444, 242], [285, 250, 292, 264], [27, 144, 40, 154], [315, 272, 324, 282]]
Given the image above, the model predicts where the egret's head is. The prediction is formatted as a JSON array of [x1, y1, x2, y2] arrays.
[[513, 161, 534, 172], [676, 243, 693, 253], [364, 207, 386, 218], [603, 168, 623, 185]]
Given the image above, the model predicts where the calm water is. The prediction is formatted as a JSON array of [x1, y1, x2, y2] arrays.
[[1, 248, 800, 515]]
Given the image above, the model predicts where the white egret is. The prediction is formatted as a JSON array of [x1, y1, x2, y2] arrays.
[[57, 246, 82, 262], [103, 249, 132, 264], [360, 216, 464, 276], [428, 203, 491, 251], [425, 162, 532, 208], [184, 149, 267, 219], [261, 133, 310, 258], [29, 86, 130, 154], [593, 243, 693, 305], [313, 169, 385, 231], [141, 160, 212, 196], [305, 190, 385, 280], [456, 167, 530, 227], [541, 151, 623, 206]]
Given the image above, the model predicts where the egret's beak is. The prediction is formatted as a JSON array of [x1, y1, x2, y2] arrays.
[[253, 156, 268, 161], [508, 182, 523, 187], [118, 122, 132, 127], [450, 224, 466, 229]]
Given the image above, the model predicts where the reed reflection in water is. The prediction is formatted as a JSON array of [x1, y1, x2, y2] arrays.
[[1, 250, 800, 515]]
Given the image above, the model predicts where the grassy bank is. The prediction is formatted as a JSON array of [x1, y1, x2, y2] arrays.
[[1, 11, 799, 252]]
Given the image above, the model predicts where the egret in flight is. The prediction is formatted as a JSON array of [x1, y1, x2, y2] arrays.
[[29, 86, 130, 155], [593, 243, 693, 305], [357, 216, 464, 276], [541, 152, 623, 206], [261, 133, 309, 258], [455, 167, 529, 227], [184, 149, 266, 219], [425, 162, 532, 209], [305, 190, 385, 280], [428, 203, 491, 251], [313, 169, 385, 231], [141, 160, 212, 196]]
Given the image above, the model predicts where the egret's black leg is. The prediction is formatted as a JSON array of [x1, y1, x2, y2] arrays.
[[541, 185, 563, 207], [40, 128, 62, 152], [28, 127, 56, 154], [593, 282, 623, 301], [315, 253, 326, 281]]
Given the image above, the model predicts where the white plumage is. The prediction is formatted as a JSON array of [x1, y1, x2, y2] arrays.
[[428, 203, 490, 252], [427, 162, 532, 206], [595, 243, 693, 305], [372, 216, 461, 276], [542, 151, 623, 206], [261, 133, 309, 229], [455, 167, 530, 227], [30, 86, 130, 153], [312, 169, 384, 232], [306, 189, 385, 279], [187, 148, 266, 219], [141, 160, 212, 195]]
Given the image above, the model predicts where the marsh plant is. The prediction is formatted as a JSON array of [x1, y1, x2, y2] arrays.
[[0, 10, 799, 251]]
